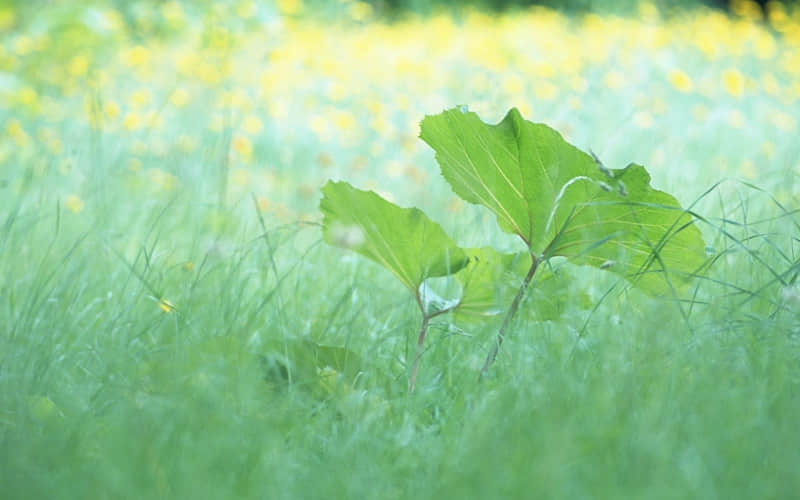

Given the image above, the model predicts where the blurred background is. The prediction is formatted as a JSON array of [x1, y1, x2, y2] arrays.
[[2, 2, 799, 497], [1, 0, 797, 223]]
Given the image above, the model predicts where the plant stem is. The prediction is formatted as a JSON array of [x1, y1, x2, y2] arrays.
[[480, 253, 539, 378], [408, 314, 431, 393]]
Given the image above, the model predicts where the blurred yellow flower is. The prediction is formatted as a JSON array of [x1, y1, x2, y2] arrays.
[[161, 1, 185, 25], [333, 110, 356, 131], [177, 134, 196, 153], [16, 87, 38, 108], [667, 69, 693, 93], [123, 113, 142, 131], [761, 140, 776, 159], [13, 35, 35, 55], [232, 168, 250, 187], [730, 0, 763, 21], [148, 169, 178, 191], [104, 100, 121, 120], [739, 159, 756, 179], [123, 46, 150, 67], [65, 195, 85, 213], [243, 115, 263, 134], [722, 69, 745, 97], [170, 88, 191, 108], [232, 136, 253, 159], [68, 55, 89, 77], [6, 119, 30, 146], [129, 89, 152, 109], [158, 298, 176, 313], [0, 8, 15, 31], [349, 2, 373, 21], [256, 196, 270, 212], [236, 1, 257, 19], [502, 74, 524, 95], [277, 0, 304, 15], [534, 81, 558, 100]]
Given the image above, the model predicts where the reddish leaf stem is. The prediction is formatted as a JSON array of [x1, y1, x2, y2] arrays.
[[408, 314, 431, 393]]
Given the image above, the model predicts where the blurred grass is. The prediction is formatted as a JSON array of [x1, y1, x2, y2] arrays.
[[1, 0, 799, 498]]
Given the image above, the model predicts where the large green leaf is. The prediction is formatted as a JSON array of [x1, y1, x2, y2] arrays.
[[320, 181, 469, 293], [420, 107, 707, 294]]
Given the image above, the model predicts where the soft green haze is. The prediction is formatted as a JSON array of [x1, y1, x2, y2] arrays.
[[2, 0, 799, 498]]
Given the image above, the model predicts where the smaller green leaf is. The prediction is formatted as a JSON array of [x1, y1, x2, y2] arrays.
[[454, 247, 532, 323], [320, 181, 469, 292], [451, 250, 594, 326]]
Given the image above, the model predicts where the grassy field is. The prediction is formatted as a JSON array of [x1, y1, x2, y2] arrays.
[[2, 0, 799, 498]]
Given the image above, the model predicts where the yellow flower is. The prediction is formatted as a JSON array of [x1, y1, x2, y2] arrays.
[[236, 1, 257, 19], [123, 113, 141, 131], [349, 2, 373, 22], [68, 55, 89, 77], [161, 1, 185, 25], [534, 80, 558, 100], [6, 119, 30, 146], [277, 0, 303, 16], [104, 100, 121, 120], [256, 196, 270, 212], [0, 7, 15, 31], [667, 69, 693, 93], [633, 111, 654, 129], [170, 88, 190, 108], [151, 169, 178, 190], [603, 70, 625, 91], [232, 168, 250, 186], [177, 134, 196, 153], [123, 45, 150, 67], [722, 69, 745, 97], [761, 140, 776, 159], [232, 136, 253, 159], [242, 115, 263, 134], [739, 159, 756, 179], [65, 195, 85, 213], [129, 89, 152, 109], [158, 298, 176, 313]]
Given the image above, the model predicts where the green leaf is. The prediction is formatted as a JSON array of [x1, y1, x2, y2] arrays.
[[454, 247, 531, 322], [420, 107, 706, 294], [453, 249, 591, 325], [320, 180, 469, 293], [261, 338, 364, 387]]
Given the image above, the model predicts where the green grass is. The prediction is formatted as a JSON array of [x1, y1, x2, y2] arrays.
[[2, 2, 800, 498], [2, 155, 799, 498]]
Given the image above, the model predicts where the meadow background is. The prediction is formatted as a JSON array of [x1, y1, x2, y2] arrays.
[[1, 0, 799, 498]]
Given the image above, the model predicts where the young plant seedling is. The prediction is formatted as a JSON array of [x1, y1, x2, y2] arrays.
[[320, 107, 707, 388], [420, 107, 707, 375]]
